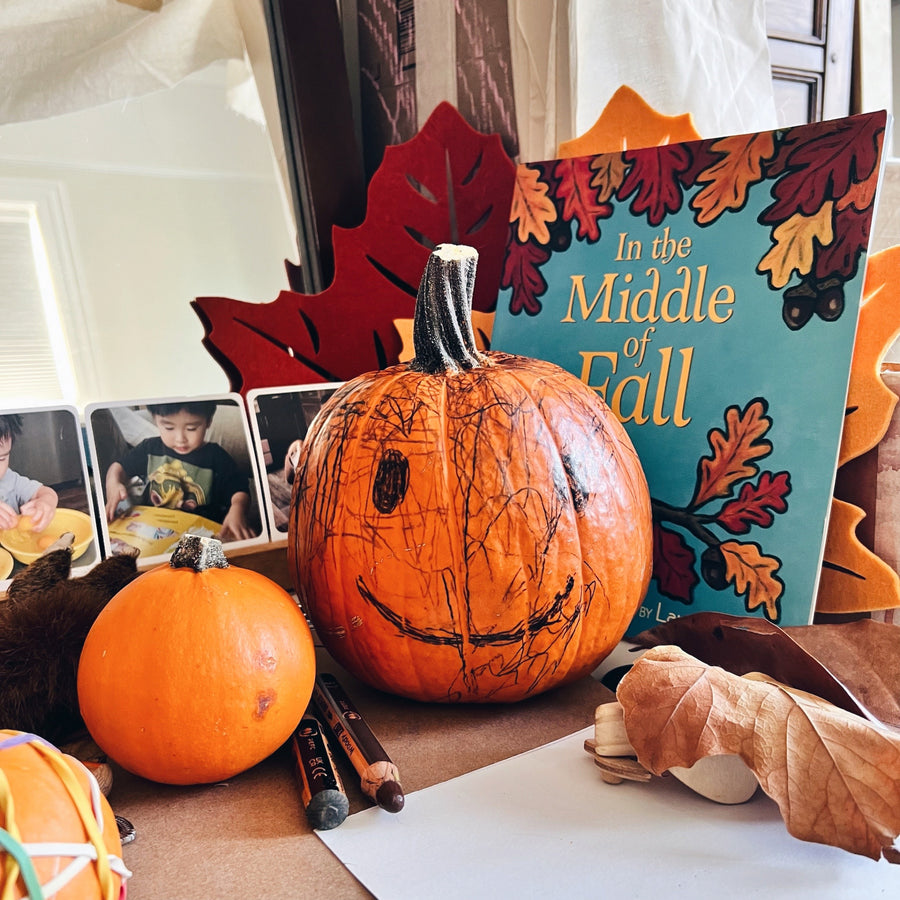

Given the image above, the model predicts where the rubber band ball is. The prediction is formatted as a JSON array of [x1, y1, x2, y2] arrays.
[[0, 730, 130, 899]]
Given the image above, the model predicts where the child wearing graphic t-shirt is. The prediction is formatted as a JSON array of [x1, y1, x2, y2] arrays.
[[104, 402, 255, 542], [0, 414, 59, 532]]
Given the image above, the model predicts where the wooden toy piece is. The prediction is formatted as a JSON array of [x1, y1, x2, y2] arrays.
[[588, 701, 759, 803], [668, 756, 759, 805], [584, 739, 652, 785], [557, 85, 701, 158], [593, 699, 635, 756]]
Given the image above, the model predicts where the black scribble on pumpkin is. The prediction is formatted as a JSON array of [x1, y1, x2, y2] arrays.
[[372, 449, 410, 513]]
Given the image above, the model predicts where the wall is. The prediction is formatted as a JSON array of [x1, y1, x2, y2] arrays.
[[0, 61, 296, 408]]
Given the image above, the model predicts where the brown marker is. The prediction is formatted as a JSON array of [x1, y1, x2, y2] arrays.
[[292, 716, 349, 830], [312, 673, 405, 813]]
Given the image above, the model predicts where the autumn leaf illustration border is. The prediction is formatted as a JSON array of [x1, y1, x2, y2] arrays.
[[501, 115, 886, 330], [652, 398, 791, 621]]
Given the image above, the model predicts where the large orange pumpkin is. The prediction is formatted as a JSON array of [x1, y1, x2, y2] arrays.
[[0, 730, 130, 899], [288, 244, 652, 703], [77, 535, 316, 785]]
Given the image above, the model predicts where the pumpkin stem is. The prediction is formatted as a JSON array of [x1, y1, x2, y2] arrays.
[[169, 534, 229, 571], [410, 244, 491, 374]]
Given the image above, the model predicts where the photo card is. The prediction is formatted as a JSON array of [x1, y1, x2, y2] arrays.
[[245, 383, 342, 539], [85, 393, 268, 566], [0, 405, 100, 591]]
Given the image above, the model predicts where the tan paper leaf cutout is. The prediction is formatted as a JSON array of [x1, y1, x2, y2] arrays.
[[617, 645, 900, 862]]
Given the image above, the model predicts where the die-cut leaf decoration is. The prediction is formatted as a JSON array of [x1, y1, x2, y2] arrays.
[[618, 644, 900, 862], [192, 102, 516, 395], [556, 84, 701, 158]]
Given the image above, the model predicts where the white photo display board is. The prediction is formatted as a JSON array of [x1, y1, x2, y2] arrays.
[[0, 405, 100, 590], [245, 383, 341, 540], [84, 393, 268, 567]]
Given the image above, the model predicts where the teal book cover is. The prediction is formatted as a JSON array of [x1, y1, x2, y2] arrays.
[[489, 111, 888, 636]]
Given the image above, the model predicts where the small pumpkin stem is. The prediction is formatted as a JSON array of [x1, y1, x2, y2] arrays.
[[169, 534, 229, 571], [410, 244, 491, 374]]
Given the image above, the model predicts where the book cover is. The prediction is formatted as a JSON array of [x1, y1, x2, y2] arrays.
[[489, 111, 889, 635]]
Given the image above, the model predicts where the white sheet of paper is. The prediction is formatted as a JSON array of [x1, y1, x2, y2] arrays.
[[318, 727, 899, 899]]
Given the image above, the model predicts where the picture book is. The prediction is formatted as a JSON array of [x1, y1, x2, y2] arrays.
[[489, 111, 889, 636]]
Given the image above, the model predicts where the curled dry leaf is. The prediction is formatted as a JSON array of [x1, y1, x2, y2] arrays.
[[617, 645, 900, 862], [630, 611, 899, 727]]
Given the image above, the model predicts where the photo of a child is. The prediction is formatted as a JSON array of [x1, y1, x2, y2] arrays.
[[0, 414, 59, 532], [104, 401, 254, 541], [246, 384, 340, 536], [0, 406, 99, 585], [87, 395, 266, 562]]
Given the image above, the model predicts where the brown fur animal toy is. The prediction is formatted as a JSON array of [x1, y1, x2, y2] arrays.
[[0, 537, 138, 744]]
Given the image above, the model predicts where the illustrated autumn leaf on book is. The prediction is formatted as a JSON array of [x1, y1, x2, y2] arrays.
[[653, 398, 790, 621], [192, 103, 516, 395], [503, 114, 884, 330]]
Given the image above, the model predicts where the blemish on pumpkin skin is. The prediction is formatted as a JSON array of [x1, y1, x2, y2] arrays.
[[254, 690, 276, 719], [255, 652, 277, 672]]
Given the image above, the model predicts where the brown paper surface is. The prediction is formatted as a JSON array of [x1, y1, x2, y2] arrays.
[[110, 642, 610, 898]]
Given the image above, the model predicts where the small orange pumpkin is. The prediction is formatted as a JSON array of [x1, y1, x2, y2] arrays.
[[288, 244, 652, 703], [0, 730, 129, 900], [77, 535, 315, 785]]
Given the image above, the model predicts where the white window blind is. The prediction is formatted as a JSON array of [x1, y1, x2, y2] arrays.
[[0, 180, 96, 408], [0, 205, 71, 402]]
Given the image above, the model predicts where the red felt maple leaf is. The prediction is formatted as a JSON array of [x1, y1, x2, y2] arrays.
[[192, 102, 516, 395], [652, 521, 699, 604], [716, 471, 791, 534], [616, 144, 692, 226]]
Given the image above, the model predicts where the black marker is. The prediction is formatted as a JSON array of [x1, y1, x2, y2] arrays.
[[292, 716, 349, 830], [312, 673, 405, 813]]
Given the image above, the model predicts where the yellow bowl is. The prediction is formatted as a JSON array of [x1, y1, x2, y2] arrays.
[[0, 508, 94, 565], [0, 547, 12, 581]]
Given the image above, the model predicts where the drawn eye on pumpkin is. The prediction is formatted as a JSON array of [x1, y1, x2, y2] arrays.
[[372, 449, 410, 513]]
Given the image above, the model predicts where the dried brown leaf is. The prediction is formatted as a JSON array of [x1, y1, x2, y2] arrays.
[[617, 645, 900, 862], [785, 620, 900, 729], [629, 612, 882, 724]]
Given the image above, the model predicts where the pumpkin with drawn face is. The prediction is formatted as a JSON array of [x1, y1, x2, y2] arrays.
[[288, 245, 652, 703]]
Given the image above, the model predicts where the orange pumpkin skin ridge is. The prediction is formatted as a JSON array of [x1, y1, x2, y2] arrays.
[[77, 563, 316, 785], [289, 349, 652, 703], [0, 731, 125, 900]]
